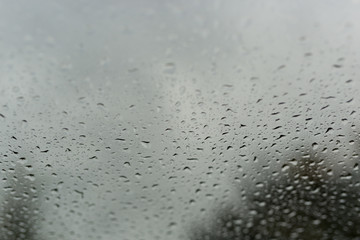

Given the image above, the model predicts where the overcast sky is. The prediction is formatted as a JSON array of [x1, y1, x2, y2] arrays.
[[1, 1, 360, 239]]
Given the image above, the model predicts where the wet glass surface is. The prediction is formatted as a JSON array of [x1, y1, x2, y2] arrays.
[[1, 1, 360, 239]]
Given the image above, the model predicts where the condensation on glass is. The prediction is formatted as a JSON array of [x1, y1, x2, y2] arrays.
[[1, 0, 360, 239]]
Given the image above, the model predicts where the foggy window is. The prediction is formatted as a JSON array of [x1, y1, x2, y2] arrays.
[[1, 1, 360, 239]]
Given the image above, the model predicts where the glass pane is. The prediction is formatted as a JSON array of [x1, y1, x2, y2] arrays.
[[1, 0, 360, 239]]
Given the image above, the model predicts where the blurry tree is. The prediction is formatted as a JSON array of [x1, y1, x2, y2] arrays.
[[189, 149, 360, 240], [0, 163, 40, 240]]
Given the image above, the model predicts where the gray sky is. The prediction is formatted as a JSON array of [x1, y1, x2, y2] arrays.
[[1, 0, 360, 239]]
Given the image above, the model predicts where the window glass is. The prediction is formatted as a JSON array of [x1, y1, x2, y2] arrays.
[[1, 1, 360, 239]]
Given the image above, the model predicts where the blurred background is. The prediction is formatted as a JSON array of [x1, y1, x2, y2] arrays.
[[1, 0, 360, 239]]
